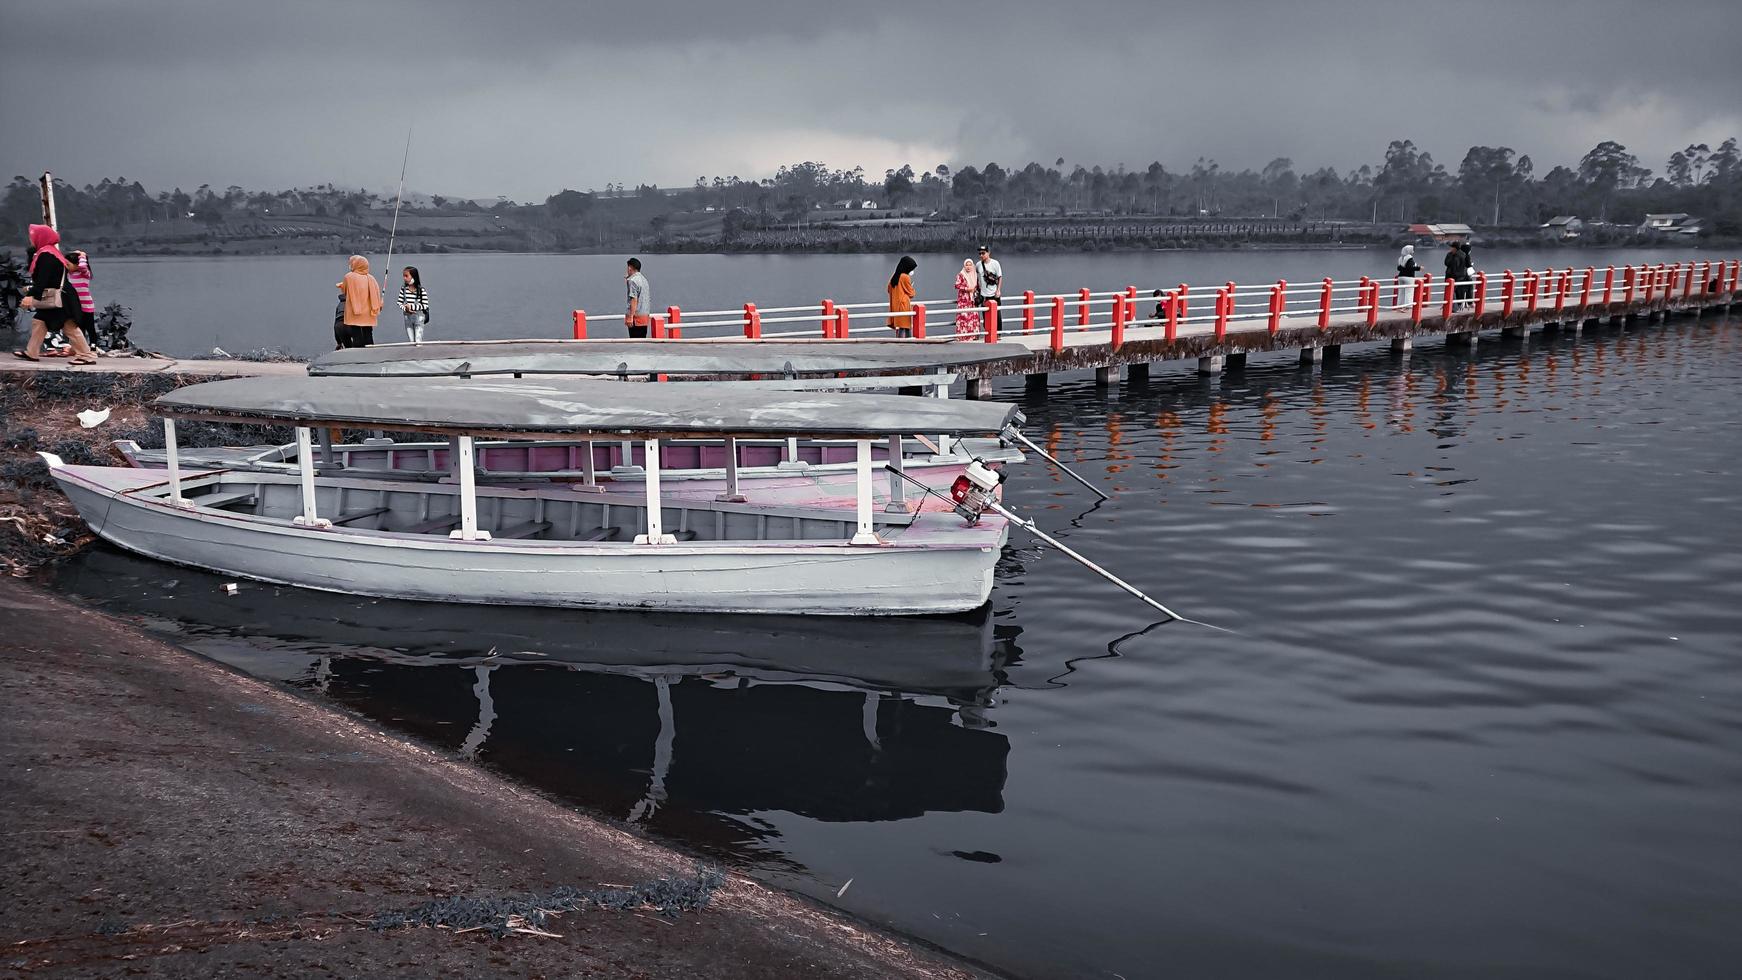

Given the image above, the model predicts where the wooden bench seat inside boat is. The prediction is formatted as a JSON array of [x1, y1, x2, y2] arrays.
[[496, 520, 552, 540], [331, 506, 391, 527], [401, 514, 461, 535], [194, 490, 257, 511]]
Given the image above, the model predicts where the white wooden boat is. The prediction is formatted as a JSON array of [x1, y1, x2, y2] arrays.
[[46, 376, 1024, 616]]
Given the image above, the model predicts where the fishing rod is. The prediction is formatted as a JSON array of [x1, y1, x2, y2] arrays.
[[883, 463, 1227, 631], [1002, 426, 1109, 501], [381, 126, 412, 290]]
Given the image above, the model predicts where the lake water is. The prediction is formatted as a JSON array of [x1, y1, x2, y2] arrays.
[[50, 274, 1742, 978], [61, 245, 1704, 357]]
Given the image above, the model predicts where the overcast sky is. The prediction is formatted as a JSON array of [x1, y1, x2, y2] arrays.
[[4, 0, 1738, 201]]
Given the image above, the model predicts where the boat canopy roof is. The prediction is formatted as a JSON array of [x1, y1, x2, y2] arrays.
[[307, 338, 1033, 378], [155, 376, 1023, 440]]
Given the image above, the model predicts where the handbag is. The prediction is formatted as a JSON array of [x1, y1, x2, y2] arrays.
[[34, 262, 67, 309]]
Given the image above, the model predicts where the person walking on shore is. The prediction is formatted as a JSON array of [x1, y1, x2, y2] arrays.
[[953, 259, 981, 338], [975, 245, 1003, 336], [65, 249, 97, 351], [887, 255, 917, 338], [625, 257, 651, 338], [12, 224, 96, 364], [398, 266, 430, 343], [1394, 244, 1421, 309], [337, 254, 382, 348]]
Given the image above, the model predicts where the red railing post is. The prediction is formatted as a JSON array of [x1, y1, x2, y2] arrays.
[[1317, 278, 1333, 331], [1501, 270, 1515, 317], [1050, 296, 1065, 351], [1022, 289, 1036, 337], [1164, 290, 1180, 342], [1174, 284, 1189, 330], [1579, 267, 1593, 309], [1365, 279, 1380, 326], [1601, 267, 1614, 306], [1554, 269, 1569, 313], [1441, 274, 1456, 320], [1077, 287, 1091, 328], [1410, 274, 1428, 323], [1214, 284, 1231, 339], [1268, 280, 1286, 334], [1666, 263, 1679, 298], [572, 310, 587, 339], [1623, 266, 1637, 304], [911, 302, 927, 340], [1474, 272, 1488, 316], [1683, 262, 1695, 299], [820, 299, 835, 338], [1729, 259, 1740, 293], [836, 307, 851, 338], [651, 314, 667, 340], [1111, 294, 1126, 349], [743, 303, 760, 338], [667, 305, 682, 333], [1357, 276, 1373, 325], [1521, 269, 1538, 315], [984, 300, 1000, 343], [1643, 266, 1656, 303]]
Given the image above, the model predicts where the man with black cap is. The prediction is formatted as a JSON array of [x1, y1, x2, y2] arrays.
[[975, 244, 1003, 336]]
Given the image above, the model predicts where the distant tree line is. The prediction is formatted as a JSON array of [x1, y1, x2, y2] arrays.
[[6, 137, 1739, 246]]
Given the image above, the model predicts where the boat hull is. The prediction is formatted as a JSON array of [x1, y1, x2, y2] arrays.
[[50, 463, 1003, 617]]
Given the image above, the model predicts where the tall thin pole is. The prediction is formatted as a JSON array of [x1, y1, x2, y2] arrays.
[[39, 172, 57, 230], [382, 127, 412, 290]]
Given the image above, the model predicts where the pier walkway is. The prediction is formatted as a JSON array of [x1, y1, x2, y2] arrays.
[[579, 257, 1739, 397]]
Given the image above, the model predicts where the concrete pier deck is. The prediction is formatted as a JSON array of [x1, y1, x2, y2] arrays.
[[0, 579, 990, 979]]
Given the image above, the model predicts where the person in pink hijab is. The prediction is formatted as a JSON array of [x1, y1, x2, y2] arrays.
[[13, 224, 96, 364]]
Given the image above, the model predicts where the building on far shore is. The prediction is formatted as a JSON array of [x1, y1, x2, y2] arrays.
[[1541, 216, 1583, 240], [1408, 222, 1474, 243], [1641, 213, 1702, 236]]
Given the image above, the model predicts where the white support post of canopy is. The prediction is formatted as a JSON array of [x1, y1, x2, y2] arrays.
[[575, 439, 601, 492], [884, 434, 907, 512], [449, 436, 489, 540], [717, 436, 746, 503], [163, 418, 187, 507], [291, 427, 329, 527], [636, 438, 676, 544], [612, 439, 643, 476], [778, 436, 804, 471], [932, 369, 953, 457], [851, 439, 880, 546]]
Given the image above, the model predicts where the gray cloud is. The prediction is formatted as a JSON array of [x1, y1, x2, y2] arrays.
[[3, 0, 1737, 201]]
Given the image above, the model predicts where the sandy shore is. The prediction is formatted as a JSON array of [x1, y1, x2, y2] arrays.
[[0, 578, 994, 979]]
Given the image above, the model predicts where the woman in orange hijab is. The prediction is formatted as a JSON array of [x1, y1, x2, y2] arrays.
[[336, 254, 383, 347], [886, 255, 917, 337]]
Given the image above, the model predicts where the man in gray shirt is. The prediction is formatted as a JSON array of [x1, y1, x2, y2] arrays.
[[624, 257, 651, 338], [976, 244, 1003, 336]]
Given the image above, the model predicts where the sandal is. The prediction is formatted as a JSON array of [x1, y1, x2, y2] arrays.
[[12, 350, 40, 361], [68, 356, 99, 366]]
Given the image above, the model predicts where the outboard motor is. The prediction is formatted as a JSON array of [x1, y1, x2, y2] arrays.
[[950, 459, 1006, 525]]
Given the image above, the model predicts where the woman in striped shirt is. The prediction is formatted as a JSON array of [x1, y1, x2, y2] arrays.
[[66, 250, 97, 350], [397, 266, 430, 343]]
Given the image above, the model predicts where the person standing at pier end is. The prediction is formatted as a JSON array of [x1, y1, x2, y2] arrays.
[[1394, 244, 1421, 309], [1444, 240, 1471, 310], [337, 254, 383, 348], [975, 245, 1003, 335], [887, 255, 917, 337], [624, 257, 651, 338], [954, 259, 982, 338]]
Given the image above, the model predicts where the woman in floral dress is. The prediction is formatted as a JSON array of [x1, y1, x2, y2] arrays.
[[953, 259, 981, 338]]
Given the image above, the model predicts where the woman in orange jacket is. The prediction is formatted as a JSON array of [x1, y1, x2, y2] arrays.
[[336, 254, 383, 348]]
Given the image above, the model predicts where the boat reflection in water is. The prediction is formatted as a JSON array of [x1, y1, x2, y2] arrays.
[[56, 545, 1016, 861]]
